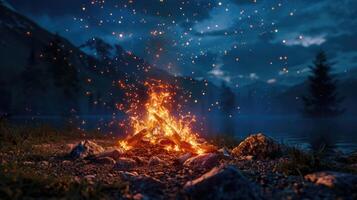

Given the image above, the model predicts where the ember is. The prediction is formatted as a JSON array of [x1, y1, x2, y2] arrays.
[[118, 80, 216, 154]]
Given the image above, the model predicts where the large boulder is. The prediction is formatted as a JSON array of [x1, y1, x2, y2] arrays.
[[184, 165, 262, 200], [232, 133, 282, 159], [183, 153, 220, 169], [69, 140, 104, 159], [305, 171, 357, 191], [119, 172, 164, 199]]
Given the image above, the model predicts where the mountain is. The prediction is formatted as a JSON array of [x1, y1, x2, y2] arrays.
[[234, 73, 357, 115], [0, 0, 14, 11], [0, 4, 223, 119]]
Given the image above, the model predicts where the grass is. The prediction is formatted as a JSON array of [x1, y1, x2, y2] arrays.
[[276, 146, 334, 176], [0, 164, 127, 199], [0, 119, 109, 151], [0, 120, 128, 199]]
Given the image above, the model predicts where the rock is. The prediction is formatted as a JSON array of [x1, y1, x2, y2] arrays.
[[94, 156, 116, 165], [184, 165, 262, 200], [69, 140, 104, 159], [218, 147, 231, 157], [176, 153, 192, 164], [39, 161, 49, 167], [94, 149, 123, 161], [232, 133, 282, 159], [305, 171, 357, 190], [183, 153, 220, 169], [132, 193, 148, 200], [133, 156, 148, 165], [148, 156, 164, 166], [62, 160, 71, 165], [84, 174, 96, 185], [114, 157, 137, 170], [118, 172, 164, 199], [244, 155, 254, 160], [23, 161, 35, 166]]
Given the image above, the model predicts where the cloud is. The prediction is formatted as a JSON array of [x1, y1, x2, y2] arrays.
[[284, 35, 327, 47], [267, 78, 277, 84], [249, 73, 259, 80], [208, 63, 231, 83]]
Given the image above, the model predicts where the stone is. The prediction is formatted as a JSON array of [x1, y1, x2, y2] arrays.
[[183, 153, 220, 169], [84, 174, 96, 185], [148, 156, 164, 166], [132, 193, 148, 200], [218, 147, 231, 157], [114, 157, 137, 170], [94, 156, 116, 165], [232, 133, 282, 159], [39, 161, 49, 167], [23, 161, 35, 166], [62, 160, 71, 165], [176, 153, 192, 164], [118, 172, 164, 199], [94, 149, 123, 161], [69, 140, 104, 159], [305, 171, 357, 190], [184, 165, 262, 200]]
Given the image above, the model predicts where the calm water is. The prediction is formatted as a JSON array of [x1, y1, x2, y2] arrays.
[[228, 115, 357, 153], [9, 115, 357, 153]]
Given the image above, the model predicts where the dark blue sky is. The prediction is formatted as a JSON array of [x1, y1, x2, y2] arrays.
[[9, 0, 357, 86]]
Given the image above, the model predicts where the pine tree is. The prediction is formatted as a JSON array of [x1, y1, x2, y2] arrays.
[[220, 82, 236, 115], [22, 43, 45, 93], [21, 41, 47, 112], [44, 34, 79, 99], [220, 82, 236, 135], [302, 51, 344, 118]]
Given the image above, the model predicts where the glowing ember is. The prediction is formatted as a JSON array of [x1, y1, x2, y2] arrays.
[[118, 80, 216, 154]]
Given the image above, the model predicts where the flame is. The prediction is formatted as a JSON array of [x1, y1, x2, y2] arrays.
[[118, 80, 215, 154]]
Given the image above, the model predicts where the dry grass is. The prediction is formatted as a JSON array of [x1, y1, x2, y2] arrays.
[[0, 163, 127, 199], [276, 147, 334, 176], [0, 121, 128, 199]]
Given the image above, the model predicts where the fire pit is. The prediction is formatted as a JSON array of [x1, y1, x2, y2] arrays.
[[118, 80, 217, 155]]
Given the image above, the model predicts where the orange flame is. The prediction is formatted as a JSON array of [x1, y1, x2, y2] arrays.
[[118, 80, 215, 154]]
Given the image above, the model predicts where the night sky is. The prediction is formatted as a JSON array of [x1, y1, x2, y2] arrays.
[[9, 0, 357, 86]]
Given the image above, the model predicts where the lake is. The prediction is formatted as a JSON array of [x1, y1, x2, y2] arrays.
[[9, 114, 357, 153]]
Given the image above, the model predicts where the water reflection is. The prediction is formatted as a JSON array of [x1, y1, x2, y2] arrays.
[[7, 114, 357, 153], [304, 119, 340, 154]]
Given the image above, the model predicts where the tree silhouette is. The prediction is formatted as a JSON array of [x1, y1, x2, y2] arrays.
[[22, 40, 47, 93], [21, 40, 48, 113], [44, 34, 80, 99], [220, 82, 236, 135], [302, 51, 344, 118]]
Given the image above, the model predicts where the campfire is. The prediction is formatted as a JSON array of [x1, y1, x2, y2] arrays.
[[118, 80, 216, 154]]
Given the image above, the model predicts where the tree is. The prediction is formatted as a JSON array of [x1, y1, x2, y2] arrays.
[[21, 41, 48, 113], [302, 51, 344, 118], [220, 82, 236, 135], [220, 82, 236, 116], [44, 34, 80, 99]]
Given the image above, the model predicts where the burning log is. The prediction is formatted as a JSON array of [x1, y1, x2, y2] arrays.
[[126, 128, 148, 146], [118, 80, 217, 155], [152, 113, 198, 153]]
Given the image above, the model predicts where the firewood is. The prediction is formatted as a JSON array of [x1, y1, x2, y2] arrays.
[[126, 128, 148, 146]]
